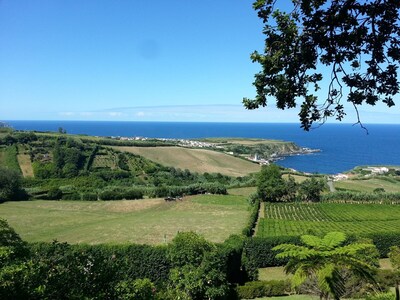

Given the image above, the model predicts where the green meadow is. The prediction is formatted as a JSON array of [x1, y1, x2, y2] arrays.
[[0, 194, 249, 245]]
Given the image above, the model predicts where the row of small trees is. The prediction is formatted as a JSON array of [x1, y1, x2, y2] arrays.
[[257, 164, 325, 202]]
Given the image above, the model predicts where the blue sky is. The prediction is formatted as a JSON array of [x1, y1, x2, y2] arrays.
[[0, 0, 399, 124]]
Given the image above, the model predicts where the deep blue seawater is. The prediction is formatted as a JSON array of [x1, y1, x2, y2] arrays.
[[5, 120, 400, 174]]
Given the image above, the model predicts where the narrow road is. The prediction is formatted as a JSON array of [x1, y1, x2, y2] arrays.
[[327, 179, 336, 192]]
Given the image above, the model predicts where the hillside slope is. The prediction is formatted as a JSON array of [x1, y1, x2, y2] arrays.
[[115, 146, 260, 177]]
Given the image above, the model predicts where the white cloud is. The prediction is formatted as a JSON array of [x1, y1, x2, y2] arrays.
[[24, 104, 398, 124]]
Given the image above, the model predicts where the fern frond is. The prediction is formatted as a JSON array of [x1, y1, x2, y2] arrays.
[[301, 234, 322, 248], [292, 266, 308, 288], [321, 232, 346, 250]]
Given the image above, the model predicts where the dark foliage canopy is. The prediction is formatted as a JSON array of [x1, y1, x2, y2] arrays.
[[243, 0, 400, 130]]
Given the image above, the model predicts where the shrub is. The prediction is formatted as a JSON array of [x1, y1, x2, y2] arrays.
[[167, 232, 213, 267], [81, 192, 98, 201], [47, 187, 62, 200], [122, 189, 144, 200], [61, 192, 81, 200], [236, 280, 291, 299], [99, 190, 122, 200]]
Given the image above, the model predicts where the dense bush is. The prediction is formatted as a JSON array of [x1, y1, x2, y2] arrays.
[[47, 187, 63, 200], [20, 241, 171, 299], [81, 192, 98, 201], [61, 192, 81, 200], [367, 232, 400, 257], [167, 232, 214, 267], [219, 235, 246, 284], [0, 168, 28, 202], [236, 280, 291, 299], [98, 188, 144, 200]]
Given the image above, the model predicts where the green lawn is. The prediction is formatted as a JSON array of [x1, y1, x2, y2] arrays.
[[257, 202, 400, 237], [0, 194, 249, 245]]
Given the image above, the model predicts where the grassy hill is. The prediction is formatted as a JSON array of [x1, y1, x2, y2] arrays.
[[115, 146, 261, 177]]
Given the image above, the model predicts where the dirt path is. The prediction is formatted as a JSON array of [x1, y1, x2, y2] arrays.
[[254, 201, 265, 236], [327, 180, 336, 192], [17, 154, 34, 177]]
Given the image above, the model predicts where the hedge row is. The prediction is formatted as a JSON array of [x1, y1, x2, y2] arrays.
[[29, 242, 171, 285], [322, 191, 400, 203], [236, 280, 291, 299], [242, 197, 260, 237], [242, 236, 301, 280], [367, 232, 400, 257], [35, 182, 227, 201]]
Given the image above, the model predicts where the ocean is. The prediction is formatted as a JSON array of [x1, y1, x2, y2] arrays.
[[5, 120, 400, 174]]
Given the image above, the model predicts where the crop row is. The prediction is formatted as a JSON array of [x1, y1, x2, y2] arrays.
[[258, 202, 400, 238]]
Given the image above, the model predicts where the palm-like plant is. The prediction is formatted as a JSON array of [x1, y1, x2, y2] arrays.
[[273, 232, 378, 300]]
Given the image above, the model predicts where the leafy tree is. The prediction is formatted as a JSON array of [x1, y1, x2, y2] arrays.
[[0, 168, 27, 202], [257, 164, 287, 202], [284, 174, 298, 202], [298, 177, 326, 202], [243, 0, 400, 130], [166, 232, 230, 299], [0, 219, 31, 299], [167, 232, 214, 267], [273, 232, 378, 300], [389, 246, 400, 300]]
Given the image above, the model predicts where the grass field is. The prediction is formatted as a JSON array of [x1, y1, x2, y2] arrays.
[[0, 194, 249, 245], [115, 146, 260, 177], [257, 202, 400, 238], [0, 145, 22, 173], [334, 178, 400, 193], [228, 186, 257, 197], [282, 174, 311, 183]]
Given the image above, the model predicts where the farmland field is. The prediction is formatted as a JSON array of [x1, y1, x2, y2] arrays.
[[257, 202, 400, 238], [115, 146, 260, 176], [334, 177, 400, 193], [0, 194, 249, 245]]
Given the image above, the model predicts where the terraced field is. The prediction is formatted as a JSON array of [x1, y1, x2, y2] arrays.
[[257, 202, 400, 237]]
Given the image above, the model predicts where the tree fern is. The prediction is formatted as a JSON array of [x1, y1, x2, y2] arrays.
[[273, 232, 378, 299]]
